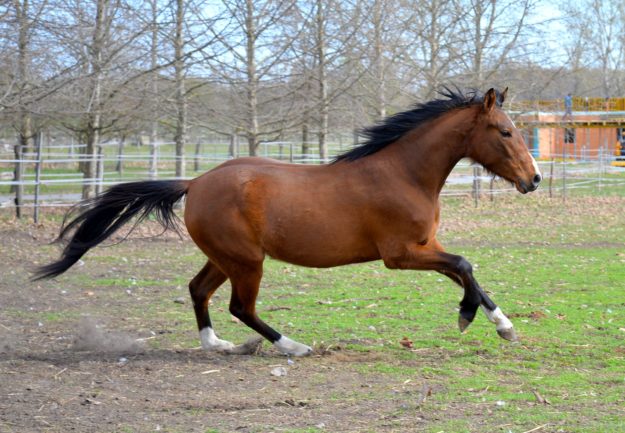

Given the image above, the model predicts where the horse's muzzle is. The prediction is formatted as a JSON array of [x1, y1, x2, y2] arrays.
[[517, 173, 541, 194]]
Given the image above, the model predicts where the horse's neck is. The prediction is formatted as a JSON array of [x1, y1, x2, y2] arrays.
[[373, 109, 474, 195]]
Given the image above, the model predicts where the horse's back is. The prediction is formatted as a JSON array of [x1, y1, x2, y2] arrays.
[[184, 158, 380, 267]]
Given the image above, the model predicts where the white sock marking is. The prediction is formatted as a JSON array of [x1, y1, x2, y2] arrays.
[[481, 306, 514, 331], [199, 327, 235, 352], [273, 336, 312, 356]]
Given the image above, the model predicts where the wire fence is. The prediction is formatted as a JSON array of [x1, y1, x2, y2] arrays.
[[1, 138, 624, 221]]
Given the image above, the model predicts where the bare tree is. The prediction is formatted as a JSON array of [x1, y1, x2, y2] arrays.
[[579, 0, 625, 96], [454, 0, 538, 89], [7, 0, 37, 217], [355, 0, 416, 117], [173, 0, 186, 177], [149, 0, 159, 179], [44, 0, 169, 197], [415, 0, 463, 97], [205, 0, 298, 156], [293, 0, 363, 160]]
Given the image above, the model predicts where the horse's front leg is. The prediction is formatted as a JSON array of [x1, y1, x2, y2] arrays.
[[438, 267, 516, 341], [382, 243, 517, 341]]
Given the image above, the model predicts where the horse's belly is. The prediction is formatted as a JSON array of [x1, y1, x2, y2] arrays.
[[262, 221, 379, 268]]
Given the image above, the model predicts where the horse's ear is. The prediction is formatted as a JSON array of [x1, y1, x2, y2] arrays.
[[483, 88, 497, 113], [500, 87, 508, 104]]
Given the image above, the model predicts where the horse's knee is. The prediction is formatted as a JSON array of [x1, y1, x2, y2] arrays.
[[453, 256, 473, 276]]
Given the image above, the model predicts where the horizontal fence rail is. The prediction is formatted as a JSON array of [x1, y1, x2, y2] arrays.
[[1, 140, 624, 220]]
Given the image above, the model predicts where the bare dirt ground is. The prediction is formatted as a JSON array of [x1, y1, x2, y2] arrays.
[[0, 217, 451, 433], [1, 195, 624, 432]]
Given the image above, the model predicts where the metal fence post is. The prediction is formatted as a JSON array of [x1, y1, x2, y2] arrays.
[[34, 132, 43, 223]]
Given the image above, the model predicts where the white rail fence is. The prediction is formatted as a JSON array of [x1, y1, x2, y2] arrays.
[[1, 140, 623, 221]]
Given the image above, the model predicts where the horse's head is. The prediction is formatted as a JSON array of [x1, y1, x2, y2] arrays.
[[467, 88, 541, 194]]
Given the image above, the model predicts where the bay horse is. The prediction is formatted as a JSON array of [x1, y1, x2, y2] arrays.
[[35, 88, 541, 356]]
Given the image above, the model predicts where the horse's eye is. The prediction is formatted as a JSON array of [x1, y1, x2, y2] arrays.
[[500, 130, 512, 138]]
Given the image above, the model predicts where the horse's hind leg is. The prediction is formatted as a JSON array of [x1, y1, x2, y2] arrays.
[[228, 262, 312, 357], [189, 261, 235, 352]]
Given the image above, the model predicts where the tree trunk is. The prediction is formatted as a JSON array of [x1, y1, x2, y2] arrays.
[[472, 1, 484, 87], [245, 0, 259, 156], [302, 122, 310, 160], [82, 0, 107, 199], [373, 0, 386, 119], [16, 0, 33, 155], [174, 0, 186, 178], [149, 0, 159, 179], [316, 0, 328, 162]]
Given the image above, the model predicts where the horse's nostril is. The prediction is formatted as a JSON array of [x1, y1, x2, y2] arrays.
[[533, 174, 542, 184]]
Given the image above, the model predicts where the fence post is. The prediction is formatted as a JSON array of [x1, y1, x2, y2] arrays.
[[116, 137, 126, 176], [149, 140, 158, 180], [96, 145, 104, 195], [562, 143, 567, 202], [13, 144, 24, 219], [194, 141, 202, 172], [472, 165, 481, 207], [549, 158, 554, 198], [489, 176, 495, 202], [33, 132, 43, 223], [598, 146, 603, 190], [289, 141, 293, 163]]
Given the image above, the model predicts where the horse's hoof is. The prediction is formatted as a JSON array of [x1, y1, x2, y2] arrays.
[[497, 327, 518, 342], [458, 315, 472, 333], [274, 336, 313, 357], [282, 344, 313, 357]]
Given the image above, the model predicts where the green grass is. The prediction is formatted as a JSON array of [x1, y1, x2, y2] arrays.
[[5, 188, 625, 431]]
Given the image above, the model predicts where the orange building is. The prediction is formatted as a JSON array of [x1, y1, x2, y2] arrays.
[[514, 111, 625, 160]]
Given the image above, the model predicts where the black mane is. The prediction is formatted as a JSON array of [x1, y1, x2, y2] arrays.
[[333, 88, 503, 163]]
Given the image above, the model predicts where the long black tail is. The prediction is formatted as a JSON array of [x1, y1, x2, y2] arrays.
[[34, 180, 188, 280]]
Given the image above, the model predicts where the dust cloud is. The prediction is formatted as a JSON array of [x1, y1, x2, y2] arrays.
[[72, 317, 144, 354]]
